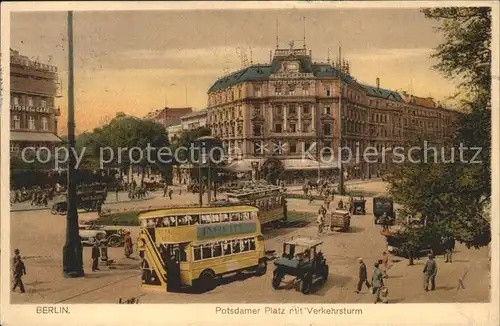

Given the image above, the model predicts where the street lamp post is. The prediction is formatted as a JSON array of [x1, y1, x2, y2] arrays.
[[62, 11, 84, 278], [338, 47, 346, 196]]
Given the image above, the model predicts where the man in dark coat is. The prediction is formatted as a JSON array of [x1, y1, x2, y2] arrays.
[[92, 240, 101, 272], [12, 255, 26, 293], [355, 258, 371, 293], [423, 253, 437, 291]]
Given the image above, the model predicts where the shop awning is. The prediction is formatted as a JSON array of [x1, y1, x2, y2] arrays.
[[11, 131, 63, 143], [282, 158, 339, 171]]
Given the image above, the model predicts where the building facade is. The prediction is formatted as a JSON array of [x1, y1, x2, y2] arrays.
[[180, 109, 207, 130], [206, 44, 459, 183], [145, 106, 193, 127], [10, 49, 62, 155]]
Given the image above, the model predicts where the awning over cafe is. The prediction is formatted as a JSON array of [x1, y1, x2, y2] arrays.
[[11, 131, 63, 143]]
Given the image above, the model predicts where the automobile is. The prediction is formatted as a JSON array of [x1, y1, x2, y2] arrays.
[[382, 229, 447, 258], [79, 229, 106, 246], [373, 197, 396, 225], [79, 222, 128, 247], [328, 209, 351, 232], [271, 236, 329, 294], [349, 196, 366, 215]]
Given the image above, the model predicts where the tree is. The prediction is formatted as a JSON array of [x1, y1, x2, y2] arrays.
[[386, 8, 492, 254]]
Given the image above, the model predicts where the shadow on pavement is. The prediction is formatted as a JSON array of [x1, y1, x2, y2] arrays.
[[347, 226, 365, 234], [327, 274, 352, 288]]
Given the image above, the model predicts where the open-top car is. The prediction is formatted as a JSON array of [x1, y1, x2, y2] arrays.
[[272, 236, 329, 294], [78, 221, 129, 247], [349, 196, 366, 215]]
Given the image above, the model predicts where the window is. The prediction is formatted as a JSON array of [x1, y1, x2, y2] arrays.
[[12, 115, 20, 129], [289, 123, 296, 133], [323, 124, 332, 136], [274, 123, 282, 133], [303, 88, 309, 95], [28, 116, 35, 130], [325, 87, 331, 97], [253, 105, 261, 116], [275, 86, 282, 96], [325, 106, 331, 115], [288, 105, 296, 115], [254, 142, 263, 155], [303, 122, 310, 132], [41, 117, 49, 131], [12, 97, 19, 106], [255, 86, 261, 97], [27, 97, 34, 107], [276, 106, 282, 115], [289, 143, 297, 153], [253, 124, 262, 136], [303, 105, 310, 114]]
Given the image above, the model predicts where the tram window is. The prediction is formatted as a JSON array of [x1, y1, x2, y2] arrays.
[[177, 216, 187, 226], [201, 215, 210, 224], [212, 242, 222, 257], [243, 239, 250, 251], [251, 212, 257, 220], [146, 219, 155, 228], [184, 215, 193, 225], [169, 216, 177, 226], [249, 239, 256, 250], [141, 219, 148, 227], [232, 240, 241, 254], [223, 242, 232, 255], [202, 245, 212, 259], [230, 213, 239, 221], [161, 217, 171, 227], [193, 246, 202, 261], [191, 215, 200, 225]]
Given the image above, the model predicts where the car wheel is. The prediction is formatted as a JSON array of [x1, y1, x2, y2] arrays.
[[300, 273, 312, 294], [272, 270, 283, 289], [322, 265, 329, 282], [198, 270, 216, 292], [255, 259, 267, 276], [108, 236, 122, 248]]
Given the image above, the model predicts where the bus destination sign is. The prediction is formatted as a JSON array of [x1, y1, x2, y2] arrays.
[[197, 222, 257, 240]]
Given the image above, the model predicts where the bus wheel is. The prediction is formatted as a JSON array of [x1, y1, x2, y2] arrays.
[[198, 270, 216, 292], [255, 259, 267, 276]]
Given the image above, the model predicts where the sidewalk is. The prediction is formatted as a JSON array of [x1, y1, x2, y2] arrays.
[[10, 191, 157, 212]]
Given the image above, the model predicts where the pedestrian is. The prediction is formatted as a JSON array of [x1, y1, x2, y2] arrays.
[[168, 189, 173, 200], [317, 213, 324, 235], [308, 193, 314, 204], [423, 253, 437, 291], [382, 251, 389, 278], [91, 240, 101, 272], [371, 262, 387, 303], [355, 258, 371, 293], [324, 197, 331, 210], [124, 231, 133, 258], [12, 255, 26, 293], [163, 183, 168, 197], [115, 187, 119, 202], [12, 248, 20, 265], [444, 236, 454, 263]]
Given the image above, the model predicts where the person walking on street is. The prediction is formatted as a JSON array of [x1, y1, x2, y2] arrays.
[[355, 258, 371, 293], [168, 189, 173, 200], [371, 262, 388, 303], [444, 236, 454, 263], [13, 249, 21, 265], [91, 240, 101, 272], [308, 193, 314, 204], [382, 251, 389, 278], [124, 231, 133, 258], [12, 255, 26, 293], [317, 213, 324, 235], [115, 187, 119, 202], [163, 183, 168, 197], [423, 253, 437, 291]]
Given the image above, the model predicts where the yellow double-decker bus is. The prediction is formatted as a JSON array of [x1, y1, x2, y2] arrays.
[[224, 185, 287, 227], [137, 205, 267, 292]]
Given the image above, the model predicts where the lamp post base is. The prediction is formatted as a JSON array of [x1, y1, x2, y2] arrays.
[[63, 243, 85, 278]]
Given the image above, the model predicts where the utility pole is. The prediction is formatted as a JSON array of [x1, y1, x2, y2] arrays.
[[338, 45, 346, 196], [62, 11, 84, 278]]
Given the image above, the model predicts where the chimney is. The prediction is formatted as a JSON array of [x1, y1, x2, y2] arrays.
[[376, 77, 380, 89]]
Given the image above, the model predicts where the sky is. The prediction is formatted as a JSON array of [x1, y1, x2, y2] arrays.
[[10, 8, 459, 134]]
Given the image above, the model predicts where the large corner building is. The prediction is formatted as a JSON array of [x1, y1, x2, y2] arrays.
[[205, 44, 459, 183]]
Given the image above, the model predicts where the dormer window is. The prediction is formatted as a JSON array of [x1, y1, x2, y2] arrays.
[[284, 62, 299, 72]]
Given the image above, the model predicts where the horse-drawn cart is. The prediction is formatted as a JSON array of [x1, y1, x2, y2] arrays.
[[327, 210, 351, 232]]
